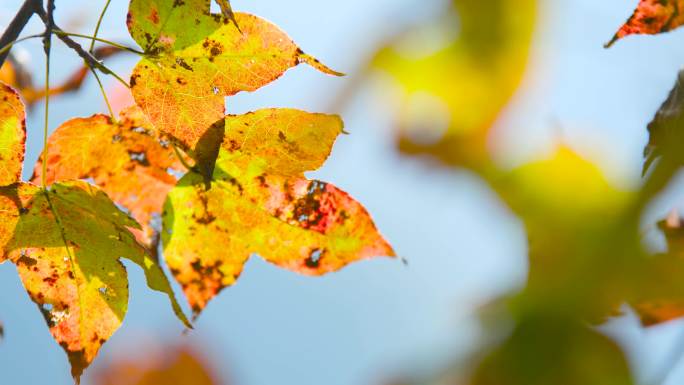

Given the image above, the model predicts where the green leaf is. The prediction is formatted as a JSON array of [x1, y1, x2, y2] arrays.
[[0, 181, 190, 382]]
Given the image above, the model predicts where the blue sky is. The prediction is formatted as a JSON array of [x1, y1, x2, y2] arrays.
[[2, 0, 684, 384]]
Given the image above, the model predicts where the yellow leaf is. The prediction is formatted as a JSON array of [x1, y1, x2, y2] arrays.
[[127, 0, 341, 149], [0, 82, 26, 186], [373, 0, 536, 166], [162, 109, 395, 315], [0, 181, 190, 382]]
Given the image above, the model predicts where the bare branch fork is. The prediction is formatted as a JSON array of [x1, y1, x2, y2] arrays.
[[0, 0, 41, 67], [0, 0, 129, 86]]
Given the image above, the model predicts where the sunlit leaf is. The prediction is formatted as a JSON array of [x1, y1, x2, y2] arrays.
[[372, 0, 536, 166], [162, 109, 395, 315], [630, 214, 684, 326], [606, 0, 684, 47], [0, 82, 26, 186], [0, 181, 190, 382], [127, 0, 341, 149], [32, 107, 187, 247]]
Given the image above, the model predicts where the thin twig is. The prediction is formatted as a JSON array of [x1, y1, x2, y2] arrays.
[[90, 0, 116, 121], [41, 0, 55, 189], [89, 0, 111, 53], [0, 0, 40, 68], [172, 144, 195, 171], [58, 31, 144, 55], [34, 5, 130, 88]]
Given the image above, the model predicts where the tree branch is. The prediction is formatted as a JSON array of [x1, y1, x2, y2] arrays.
[[33, 5, 115, 78], [0, 0, 41, 68]]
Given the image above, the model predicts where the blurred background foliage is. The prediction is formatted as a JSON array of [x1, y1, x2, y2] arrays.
[[4, 0, 684, 384]]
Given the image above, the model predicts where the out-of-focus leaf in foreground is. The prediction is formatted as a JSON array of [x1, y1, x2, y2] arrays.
[[0, 82, 26, 186], [94, 343, 221, 385], [32, 107, 187, 247], [472, 317, 634, 385], [606, 0, 684, 47], [163, 109, 395, 315], [0, 181, 190, 382], [372, 0, 536, 166], [127, 0, 341, 150], [496, 147, 641, 321], [642, 70, 684, 181]]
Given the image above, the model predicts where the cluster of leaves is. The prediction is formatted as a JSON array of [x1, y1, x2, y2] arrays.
[[370, 1, 684, 384], [0, 0, 394, 382]]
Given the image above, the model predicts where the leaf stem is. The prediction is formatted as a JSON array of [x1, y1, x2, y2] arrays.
[[60, 31, 143, 56], [89, 0, 112, 53], [41, 0, 55, 189], [89, 0, 116, 121], [172, 144, 195, 171], [92, 69, 116, 121]]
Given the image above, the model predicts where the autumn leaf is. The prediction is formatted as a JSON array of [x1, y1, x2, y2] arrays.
[[94, 343, 221, 385], [0, 181, 190, 382], [32, 107, 187, 247], [606, 0, 684, 47], [126, 0, 341, 150], [162, 109, 395, 315], [495, 147, 642, 321], [0, 82, 26, 186], [372, 0, 536, 166]]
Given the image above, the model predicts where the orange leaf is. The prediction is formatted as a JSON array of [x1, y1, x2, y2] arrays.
[[606, 0, 684, 47], [163, 109, 395, 315], [32, 107, 187, 247]]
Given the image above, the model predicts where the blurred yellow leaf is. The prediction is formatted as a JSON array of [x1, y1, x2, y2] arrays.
[[373, 0, 536, 166]]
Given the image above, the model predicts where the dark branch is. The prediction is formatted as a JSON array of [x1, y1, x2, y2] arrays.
[[0, 0, 40, 68], [34, 5, 116, 77]]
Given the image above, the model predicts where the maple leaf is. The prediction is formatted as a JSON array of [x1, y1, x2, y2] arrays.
[[32, 106, 187, 247], [606, 0, 684, 47], [0, 181, 190, 382], [162, 109, 395, 315], [126, 0, 341, 150], [0, 82, 26, 186], [372, 0, 536, 166]]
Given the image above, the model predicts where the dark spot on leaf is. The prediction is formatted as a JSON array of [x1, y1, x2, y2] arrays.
[[305, 248, 324, 268], [16, 255, 36, 266], [128, 150, 150, 166]]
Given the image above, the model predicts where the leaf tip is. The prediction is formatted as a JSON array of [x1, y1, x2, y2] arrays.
[[297, 52, 345, 77]]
